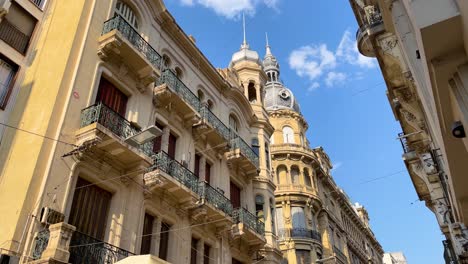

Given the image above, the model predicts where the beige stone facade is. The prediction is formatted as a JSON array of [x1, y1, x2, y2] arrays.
[[348, 0, 468, 262]]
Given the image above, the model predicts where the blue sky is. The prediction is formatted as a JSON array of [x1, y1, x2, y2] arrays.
[[164, 0, 444, 263]]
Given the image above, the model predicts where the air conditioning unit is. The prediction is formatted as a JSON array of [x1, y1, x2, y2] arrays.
[[40, 207, 64, 225]]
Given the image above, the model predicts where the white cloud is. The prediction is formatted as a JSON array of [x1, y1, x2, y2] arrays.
[[331, 161, 343, 172], [288, 44, 336, 81], [336, 30, 376, 68], [307, 82, 320, 92], [325, 72, 347, 87], [179, 0, 279, 19]]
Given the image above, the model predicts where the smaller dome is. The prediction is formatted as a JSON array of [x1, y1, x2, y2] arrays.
[[230, 43, 260, 67], [264, 84, 301, 112]]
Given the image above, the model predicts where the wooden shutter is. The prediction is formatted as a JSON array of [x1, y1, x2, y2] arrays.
[[230, 181, 241, 209], [205, 163, 211, 184], [96, 78, 128, 116], [159, 222, 170, 260], [140, 213, 154, 254], [194, 154, 201, 178], [168, 133, 177, 159], [190, 237, 198, 264], [203, 244, 210, 264], [69, 177, 112, 240]]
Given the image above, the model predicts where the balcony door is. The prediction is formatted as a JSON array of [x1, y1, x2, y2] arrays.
[[230, 181, 241, 209], [96, 77, 128, 117], [168, 132, 177, 159], [69, 177, 112, 240]]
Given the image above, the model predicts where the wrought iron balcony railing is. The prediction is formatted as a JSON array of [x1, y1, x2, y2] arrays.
[[69, 231, 134, 264], [30, 0, 46, 9], [80, 102, 155, 157], [200, 106, 231, 142], [290, 228, 322, 242], [398, 132, 411, 154], [148, 151, 199, 193], [229, 132, 259, 168], [32, 229, 50, 260], [157, 69, 201, 112], [233, 207, 265, 236], [102, 15, 162, 70], [0, 19, 30, 54], [198, 181, 233, 216], [333, 245, 346, 261]]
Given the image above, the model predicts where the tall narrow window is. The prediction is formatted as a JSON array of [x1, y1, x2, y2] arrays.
[[248, 82, 257, 103], [230, 181, 241, 209], [194, 154, 201, 178], [140, 213, 154, 254], [229, 114, 239, 135], [282, 126, 294, 143], [205, 163, 211, 184], [96, 77, 128, 117], [276, 207, 284, 238], [115, 0, 138, 29], [153, 122, 164, 153], [203, 244, 211, 264], [296, 250, 311, 264], [291, 166, 300, 184], [251, 138, 260, 156], [69, 177, 112, 240], [265, 143, 270, 170], [255, 195, 265, 223], [175, 67, 183, 79], [304, 169, 312, 187], [270, 198, 275, 235], [190, 237, 198, 264], [168, 132, 177, 159], [159, 222, 171, 260], [291, 207, 306, 229], [276, 165, 287, 185], [0, 56, 17, 108]]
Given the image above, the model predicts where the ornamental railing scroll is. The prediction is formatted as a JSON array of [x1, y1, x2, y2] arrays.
[[148, 151, 199, 193], [80, 102, 155, 157], [199, 106, 231, 142], [156, 69, 201, 112], [233, 207, 265, 236], [32, 229, 50, 260], [69, 231, 134, 264], [398, 132, 411, 154], [102, 15, 162, 70], [198, 181, 233, 216]]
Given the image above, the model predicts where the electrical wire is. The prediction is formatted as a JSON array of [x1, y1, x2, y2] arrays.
[[0, 122, 77, 147]]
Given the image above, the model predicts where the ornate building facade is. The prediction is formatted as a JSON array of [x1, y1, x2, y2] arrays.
[[348, 0, 468, 262], [262, 42, 384, 264]]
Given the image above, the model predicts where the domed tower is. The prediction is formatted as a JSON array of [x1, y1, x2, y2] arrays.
[[228, 16, 281, 263], [264, 40, 324, 262]]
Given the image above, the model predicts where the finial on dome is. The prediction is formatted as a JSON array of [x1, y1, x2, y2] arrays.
[[265, 32, 272, 55], [241, 13, 249, 49]]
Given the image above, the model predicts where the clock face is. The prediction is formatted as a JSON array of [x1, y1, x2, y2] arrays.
[[279, 89, 290, 100]]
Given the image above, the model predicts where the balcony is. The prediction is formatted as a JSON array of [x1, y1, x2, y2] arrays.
[[99, 15, 161, 87], [69, 231, 134, 263], [154, 69, 201, 123], [356, 16, 384, 57], [270, 143, 317, 159], [276, 184, 317, 196], [277, 228, 322, 244], [226, 134, 259, 174], [232, 207, 265, 245], [29, 0, 46, 9], [0, 18, 30, 54], [144, 151, 199, 205], [76, 102, 154, 166], [193, 106, 231, 148], [334, 246, 347, 263], [198, 182, 233, 224]]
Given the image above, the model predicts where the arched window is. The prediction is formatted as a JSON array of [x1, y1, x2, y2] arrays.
[[304, 168, 312, 187], [251, 137, 260, 156], [197, 90, 204, 100], [115, 1, 139, 29], [283, 126, 294, 144], [229, 114, 239, 134], [255, 195, 265, 223], [162, 55, 171, 69], [291, 166, 300, 184], [175, 67, 183, 79], [248, 82, 257, 103], [207, 100, 214, 110], [276, 165, 287, 185]]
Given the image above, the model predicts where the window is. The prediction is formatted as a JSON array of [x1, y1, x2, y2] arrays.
[[140, 213, 154, 254], [230, 181, 241, 209], [291, 207, 306, 229], [276, 165, 287, 185], [0, 56, 17, 109], [304, 169, 311, 187], [255, 195, 264, 223], [175, 67, 183, 79], [162, 54, 171, 69], [251, 138, 260, 156], [194, 154, 201, 178], [205, 163, 211, 183], [291, 166, 300, 184], [296, 250, 310, 264], [276, 207, 284, 237], [168, 132, 177, 159], [282, 126, 294, 143], [203, 244, 211, 264], [207, 100, 214, 110], [115, 0, 138, 29], [229, 114, 239, 134], [270, 198, 275, 235], [248, 82, 256, 103], [190, 237, 198, 264], [0, 2, 37, 54], [69, 177, 112, 240], [197, 90, 204, 100], [265, 143, 270, 170], [96, 77, 128, 117], [159, 222, 171, 260]]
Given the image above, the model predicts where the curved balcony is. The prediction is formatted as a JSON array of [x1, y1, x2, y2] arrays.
[[276, 184, 318, 197], [232, 207, 266, 246], [193, 106, 231, 149], [270, 143, 317, 160], [226, 132, 259, 174], [277, 228, 322, 244], [356, 19, 384, 57]]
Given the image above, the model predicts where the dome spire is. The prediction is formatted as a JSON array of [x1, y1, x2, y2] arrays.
[[241, 13, 249, 49], [265, 32, 272, 56]]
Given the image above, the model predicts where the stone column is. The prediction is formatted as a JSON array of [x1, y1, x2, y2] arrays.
[[33, 222, 76, 264]]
